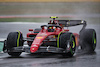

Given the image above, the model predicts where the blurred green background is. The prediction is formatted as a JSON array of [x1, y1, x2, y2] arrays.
[[0, 1, 100, 24]]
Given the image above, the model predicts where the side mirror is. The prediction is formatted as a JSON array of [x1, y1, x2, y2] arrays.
[[64, 29, 69, 31], [29, 29, 33, 31]]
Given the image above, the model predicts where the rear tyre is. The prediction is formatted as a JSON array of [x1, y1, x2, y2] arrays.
[[79, 29, 97, 52], [6, 31, 23, 56], [59, 33, 76, 57]]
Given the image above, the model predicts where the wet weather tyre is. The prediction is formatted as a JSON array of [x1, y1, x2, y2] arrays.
[[80, 29, 97, 52], [59, 33, 76, 57], [6, 31, 23, 56], [8, 52, 22, 56]]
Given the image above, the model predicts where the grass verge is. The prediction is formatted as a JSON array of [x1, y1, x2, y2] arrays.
[[0, 18, 49, 22]]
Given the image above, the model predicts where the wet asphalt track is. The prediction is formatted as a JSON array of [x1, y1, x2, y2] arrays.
[[0, 22, 100, 67]]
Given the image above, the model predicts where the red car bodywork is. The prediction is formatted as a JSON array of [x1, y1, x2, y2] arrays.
[[27, 25, 79, 53]]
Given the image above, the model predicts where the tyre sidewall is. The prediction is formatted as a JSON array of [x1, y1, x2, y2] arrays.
[[6, 31, 23, 49], [59, 32, 76, 57], [80, 29, 96, 51]]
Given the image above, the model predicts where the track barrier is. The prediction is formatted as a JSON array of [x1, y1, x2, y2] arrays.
[[0, 0, 100, 2]]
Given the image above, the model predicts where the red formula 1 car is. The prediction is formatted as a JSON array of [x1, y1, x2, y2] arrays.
[[3, 16, 97, 57]]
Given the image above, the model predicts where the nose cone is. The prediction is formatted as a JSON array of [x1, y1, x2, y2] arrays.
[[30, 44, 39, 53]]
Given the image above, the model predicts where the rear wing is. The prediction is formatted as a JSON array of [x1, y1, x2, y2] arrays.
[[57, 20, 87, 32], [57, 20, 86, 27], [49, 16, 87, 32]]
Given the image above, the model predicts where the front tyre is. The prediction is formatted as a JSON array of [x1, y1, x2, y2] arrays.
[[59, 33, 76, 57], [6, 31, 23, 56], [8, 52, 22, 56]]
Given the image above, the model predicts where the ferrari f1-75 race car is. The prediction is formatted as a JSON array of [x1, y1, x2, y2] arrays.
[[3, 16, 97, 57]]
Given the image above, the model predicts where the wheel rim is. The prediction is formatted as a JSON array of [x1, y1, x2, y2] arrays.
[[66, 42, 73, 55], [66, 39, 75, 55]]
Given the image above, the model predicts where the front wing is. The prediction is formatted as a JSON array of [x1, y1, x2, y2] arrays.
[[6, 46, 67, 54]]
